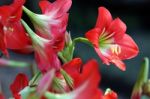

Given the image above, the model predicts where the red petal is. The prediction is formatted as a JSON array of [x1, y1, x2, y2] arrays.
[[78, 59, 101, 86], [96, 7, 112, 31], [94, 47, 110, 65], [131, 92, 141, 99], [63, 58, 82, 86], [0, 24, 8, 56], [37, 69, 55, 96], [0, 6, 11, 24], [5, 21, 31, 49], [11, 46, 33, 54], [103, 90, 118, 99], [63, 58, 82, 74], [85, 28, 101, 47], [107, 18, 126, 41], [39, 0, 72, 18], [39, 0, 52, 13], [93, 90, 103, 99], [10, 73, 28, 97], [72, 59, 102, 99], [0, 0, 25, 23], [51, 14, 68, 52], [35, 46, 61, 73], [9, 0, 25, 22], [117, 34, 139, 60], [111, 57, 126, 71], [95, 47, 126, 71], [0, 93, 5, 99]]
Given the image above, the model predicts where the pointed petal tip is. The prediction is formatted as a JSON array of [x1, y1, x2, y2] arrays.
[[111, 59, 126, 71], [96, 6, 112, 28]]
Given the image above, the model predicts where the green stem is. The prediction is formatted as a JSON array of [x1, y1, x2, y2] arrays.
[[58, 52, 68, 63], [0, 58, 30, 67], [60, 69, 73, 90], [21, 19, 42, 46], [29, 72, 41, 87], [73, 37, 92, 46], [139, 57, 149, 83]]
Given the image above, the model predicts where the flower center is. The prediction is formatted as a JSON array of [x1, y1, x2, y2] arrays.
[[98, 28, 121, 55], [98, 28, 114, 48]]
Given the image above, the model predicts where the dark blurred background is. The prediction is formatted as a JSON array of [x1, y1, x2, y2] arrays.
[[0, 0, 150, 98]]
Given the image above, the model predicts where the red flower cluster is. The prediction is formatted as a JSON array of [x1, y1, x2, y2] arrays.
[[0, 0, 139, 99]]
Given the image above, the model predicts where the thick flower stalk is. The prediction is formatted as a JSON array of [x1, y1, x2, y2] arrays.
[[85, 7, 139, 71]]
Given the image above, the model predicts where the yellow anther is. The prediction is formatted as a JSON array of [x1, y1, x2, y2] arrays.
[[111, 44, 121, 55], [9, 16, 16, 19], [3, 26, 14, 32], [8, 27, 14, 32]]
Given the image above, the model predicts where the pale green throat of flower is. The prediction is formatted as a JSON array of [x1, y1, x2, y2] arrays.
[[98, 28, 121, 55]]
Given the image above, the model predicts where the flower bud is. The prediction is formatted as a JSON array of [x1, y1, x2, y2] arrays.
[[143, 80, 150, 97]]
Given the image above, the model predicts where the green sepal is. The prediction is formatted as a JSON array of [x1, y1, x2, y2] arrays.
[[60, 69, 74, 90]]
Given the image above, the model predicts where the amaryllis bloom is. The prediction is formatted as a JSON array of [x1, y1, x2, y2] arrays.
[[23, 0, 72, 52], [21, 20, 61, 73], [0, 0, 32, 55], [85, 7, 139, 71], [103, 89, 118, 99], [37, 58, 103, 99], [0, 93, 5, 99], [10, 73, 29, 99]]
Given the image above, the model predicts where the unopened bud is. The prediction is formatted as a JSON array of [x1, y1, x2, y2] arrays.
[[143, 80, 150, 97], [65, 31, 72, 46]]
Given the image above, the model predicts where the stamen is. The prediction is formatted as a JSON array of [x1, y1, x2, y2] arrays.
[[8, 27, 14, 32], [9, 16, 16, 19], [100, 28, 106, 38], [111, 44, 121, 55], [3, 26, 14, 32]]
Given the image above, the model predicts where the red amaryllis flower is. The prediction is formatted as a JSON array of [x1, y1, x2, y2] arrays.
[[21, 20, 61, 73], [10, 73, 29, 99], [37, 58, 103, 99], [103, 89, 118, 99], [0, 93, 5, 99], [0, 0, 32, 55], [34, 43, 61, 73], [23, 0, 72, 52], [62, 58, 102, 99], [85, 7, 139, 71]]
